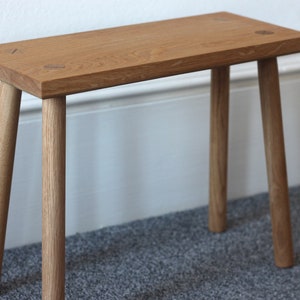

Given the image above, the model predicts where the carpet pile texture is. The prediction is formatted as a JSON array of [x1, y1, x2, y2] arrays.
[[1, 187, 300, 299]]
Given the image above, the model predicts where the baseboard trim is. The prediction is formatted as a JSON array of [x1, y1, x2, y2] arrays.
[[20, 53, 300, 115]]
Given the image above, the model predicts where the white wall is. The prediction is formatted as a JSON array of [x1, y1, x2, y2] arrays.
[[1, 1, 300, 248], [1, 0, 300, 43]]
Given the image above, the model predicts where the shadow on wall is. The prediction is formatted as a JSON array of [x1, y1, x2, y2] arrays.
[[5, 71, 300, 249]]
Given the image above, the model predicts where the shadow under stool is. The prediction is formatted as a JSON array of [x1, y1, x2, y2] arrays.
[[1, 12, 300, 299]]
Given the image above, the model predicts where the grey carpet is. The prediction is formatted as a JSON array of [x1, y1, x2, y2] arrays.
[[1, 188, 300, 299]]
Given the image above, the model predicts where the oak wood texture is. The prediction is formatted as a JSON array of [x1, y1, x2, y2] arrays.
[[0, 13, 299, 300], [0, 12, 300, 99], [0, 82, 21, 277], [209, 67, 230, 233], [258, 58, 294, 268], [42, 97, 66, 300]]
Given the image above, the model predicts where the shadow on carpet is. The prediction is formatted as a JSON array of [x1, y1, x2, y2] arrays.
[[1, 187, 300, 299]]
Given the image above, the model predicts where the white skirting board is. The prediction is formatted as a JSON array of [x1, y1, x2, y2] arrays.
[[5, 55, 300, 249]]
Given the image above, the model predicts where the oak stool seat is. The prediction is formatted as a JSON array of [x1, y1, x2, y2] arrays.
[[1, 12, 300, 299]]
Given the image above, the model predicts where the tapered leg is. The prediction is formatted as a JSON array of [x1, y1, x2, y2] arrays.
[[0, 82, 21, 278], [209, 66, 230, 232], [42, 97, 66, 299], [258, 57, 293, 268]]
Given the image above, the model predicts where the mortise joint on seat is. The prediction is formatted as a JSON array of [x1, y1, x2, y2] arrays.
[[0, 12, 300, 99]]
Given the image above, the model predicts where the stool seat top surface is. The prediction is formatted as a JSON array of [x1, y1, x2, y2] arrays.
[[1, 12, 300, 99]]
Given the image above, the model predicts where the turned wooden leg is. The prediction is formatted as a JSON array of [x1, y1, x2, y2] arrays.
[[209, 66, 230, 232], [258, 57, 293, 268], [42, 97, 66, 299], [0, 82, 21, 278]]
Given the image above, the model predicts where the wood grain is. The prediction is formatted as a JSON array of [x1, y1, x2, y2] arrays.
[[258, 58, 294, 268], [0, 12, 300, 98], [0, 82, 21, 277], [0, 15, 297, 300], [42, 97, 66, 299], [209, 66, 230, 233]]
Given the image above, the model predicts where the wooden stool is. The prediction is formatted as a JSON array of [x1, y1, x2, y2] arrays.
[[1, 12, 300, 299]]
